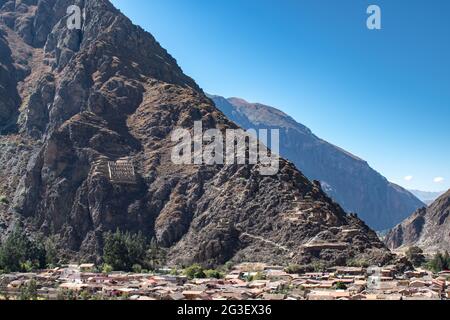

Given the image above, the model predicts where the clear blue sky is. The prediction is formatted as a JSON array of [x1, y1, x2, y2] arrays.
[[111, 0, 450, 192]]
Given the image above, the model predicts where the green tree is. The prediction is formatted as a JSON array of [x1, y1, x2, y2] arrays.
[[428, 252, 449, 273], [170, 268, 180, 276], [145, 238, 167, 271], [406, 246, 426, 267], [0, 226, 46, 272], [444, 251, 450, 268], [102, 264, 113, 274], [57, 289, 78, 301], [19, 280, 38, 300], [103, 230, 147, 271], [20, 261, 35, 273], [204, 269, 224, 279], [79, 290, 92, 300], [335, 282, 348, 290], [184, 264, 206, 279], [44, 237, 59, 268], [132, 264, 143, 273]]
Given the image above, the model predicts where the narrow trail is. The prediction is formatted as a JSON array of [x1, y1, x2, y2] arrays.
[[241, 232, 290, 252]]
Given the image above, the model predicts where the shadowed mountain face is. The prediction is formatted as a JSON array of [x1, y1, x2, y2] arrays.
[[210, 96, 425, 231], [385, 190, 450, 252], [0, 0, 391, 267]]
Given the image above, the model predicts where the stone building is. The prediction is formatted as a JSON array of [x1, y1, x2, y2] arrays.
[[92, 156, 137, 184]]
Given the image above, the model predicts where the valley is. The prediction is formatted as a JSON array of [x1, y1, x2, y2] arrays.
[[0, 0, 448, 303]]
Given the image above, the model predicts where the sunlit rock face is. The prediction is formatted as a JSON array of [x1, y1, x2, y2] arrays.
[[386, 190, 450, 252], [0, 0, 391, 267], [210, 95, 425, 231]]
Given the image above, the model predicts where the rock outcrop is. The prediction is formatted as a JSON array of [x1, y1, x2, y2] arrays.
[[0, 0, 391, 267], [210, 96, 424, 231], [385, 190, 450, 252]]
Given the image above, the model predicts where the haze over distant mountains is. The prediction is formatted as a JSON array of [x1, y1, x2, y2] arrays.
[[210, 95, 425, 231], [409, 190, 446, 206]]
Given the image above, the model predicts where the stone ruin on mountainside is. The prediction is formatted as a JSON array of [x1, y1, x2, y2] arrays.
[[92, 156, 137, 185]]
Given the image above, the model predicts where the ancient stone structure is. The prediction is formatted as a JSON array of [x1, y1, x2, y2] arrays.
[[92, 156, 136, 184], [107, 158, 136, 184]]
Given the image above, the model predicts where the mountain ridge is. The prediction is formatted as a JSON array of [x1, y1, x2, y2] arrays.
[[0, 0, 391, 267], [409, 190, 446, 206], [385, 189, 450, 252], [210, 95, 425, 231]]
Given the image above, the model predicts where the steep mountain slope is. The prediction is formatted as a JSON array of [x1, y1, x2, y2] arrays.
[[385, 190, 450, 252], [210, 96, 424, 231], [0, 0, 391, 267]]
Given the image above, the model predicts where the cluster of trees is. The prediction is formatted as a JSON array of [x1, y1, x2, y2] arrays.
[[0, 226, 52, 273], [0, 227, 168, 274], [428, 251, 450, 273], [102, 230, 167, 272], [3, 226, 450, 278], [182, 264, 225, 280], [406, 247, 426, 267], [0, 226, 62, 273], [406, 247, 450, 273]]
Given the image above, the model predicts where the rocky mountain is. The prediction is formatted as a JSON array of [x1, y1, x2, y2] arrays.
[[210, 96, 424, 231], [0, 0, 391, 267], [409, 190, 445, 206], [385, 190, 450, 252]]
